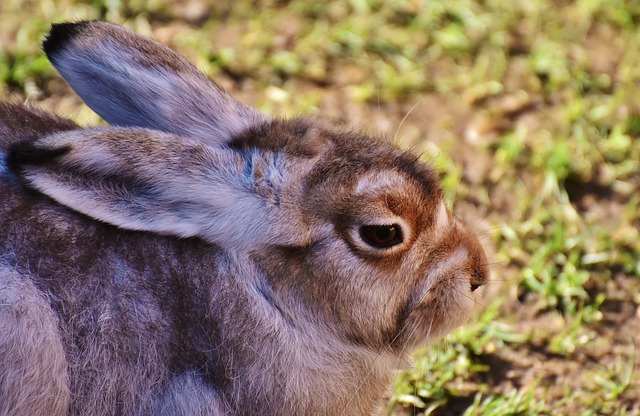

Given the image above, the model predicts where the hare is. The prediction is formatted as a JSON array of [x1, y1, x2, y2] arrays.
[[0, 21, 488, 415]]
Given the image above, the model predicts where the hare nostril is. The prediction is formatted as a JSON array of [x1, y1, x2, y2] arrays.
[[469, 265, 488, 292], [469, 272, 486, 292]]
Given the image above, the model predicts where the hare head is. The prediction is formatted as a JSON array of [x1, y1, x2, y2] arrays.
[[0, 21, 488, 415]]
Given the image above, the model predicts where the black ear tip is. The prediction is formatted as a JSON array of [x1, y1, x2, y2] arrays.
[[7, 140, 71, 172], [43, 21, 93, 60]]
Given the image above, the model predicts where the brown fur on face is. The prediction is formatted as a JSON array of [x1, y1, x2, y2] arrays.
[[0, 21, 488, 416]]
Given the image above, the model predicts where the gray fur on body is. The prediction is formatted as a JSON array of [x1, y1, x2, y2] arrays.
[[0, 21, 488, 416]]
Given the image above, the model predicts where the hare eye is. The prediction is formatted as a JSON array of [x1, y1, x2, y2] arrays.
[[359, 224, 403, 248]]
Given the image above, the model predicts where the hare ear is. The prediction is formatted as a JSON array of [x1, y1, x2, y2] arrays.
[[43, 21, 264, 146], [8, 128, 281, 249]]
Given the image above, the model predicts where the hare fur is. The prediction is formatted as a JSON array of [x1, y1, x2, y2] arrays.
[[0, 21, 488, 415]]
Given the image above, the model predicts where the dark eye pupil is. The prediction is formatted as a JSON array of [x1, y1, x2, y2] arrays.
[[376, 227, 392, 240], [360, 224, 402, 248]]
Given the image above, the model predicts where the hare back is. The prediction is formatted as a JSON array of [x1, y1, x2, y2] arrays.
[[0, 264, 69, 416], [0, 200, 227, 415], [0, 104, 235, 414], [0, 103, 77, 146]]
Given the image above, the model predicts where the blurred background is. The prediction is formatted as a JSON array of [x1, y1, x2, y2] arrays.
[[1, 0, 639, 414]]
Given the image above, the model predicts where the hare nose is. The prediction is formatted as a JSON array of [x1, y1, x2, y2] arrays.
[[469, 270, 487, 292]]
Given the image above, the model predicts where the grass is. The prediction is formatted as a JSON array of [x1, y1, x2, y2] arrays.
[[1, 0, 639, 414]]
